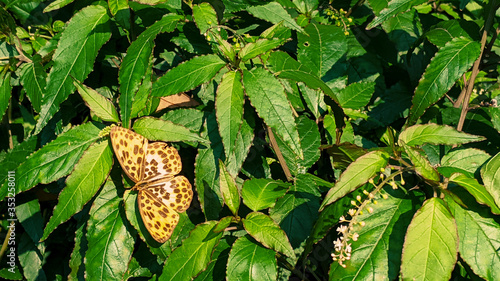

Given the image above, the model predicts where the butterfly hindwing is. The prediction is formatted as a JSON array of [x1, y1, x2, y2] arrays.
[[144, 176, 193, 213], [137, 188, 179, 243]]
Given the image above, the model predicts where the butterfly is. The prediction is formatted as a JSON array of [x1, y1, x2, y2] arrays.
[[109, 126, 193, 243]]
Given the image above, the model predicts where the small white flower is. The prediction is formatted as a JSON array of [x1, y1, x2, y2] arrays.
[[345, 243, 352, 253], [333, 238, 343, 251], [352, 233, 359, 241], [337, 225, 348, 234]]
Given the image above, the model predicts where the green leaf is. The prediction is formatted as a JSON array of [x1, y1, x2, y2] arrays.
[[216, 71, 244, 158], [73, 79, 120, 123], [130, 54, 155, 119], [0, 6, 16, 35], [404, 145, 440, 182], [16, 196, 44, 244], [194, 236, 232, 281], [214, 34, 237, 62], [296, 116, 321, 170], [439, 148, 490, 178], [159, 221, 223, 280], [195, 113, 224, 219], [247, 2, 304, 33], [241, 179, 289, 212], [401, 197, 458, 281], [269, 52, 331, 100], [481, 152, 500, 210], [0, 137, 37, 200], [119, 14, 182, 128], [18, 233, 46, 281], [368, 82, 412, 127], [17, 202, 45, 280], [130, 0, 168, 4], [487, 107, 500, 133], [243, 212, 296, 259], [124, 256, 152, 280], [68, 210, 89, 281], [108, 0, 129, 15], [0, 71, 11, 121], [293, 0, 319, 14], [225, 106, 255, 177], [269, 174, 321, 248], [367, 0, 427, 29], [381, 9, 422, 53], [329, 189, 414, 280], [297, 23, 347, 78], [449, 173, 500, 215], [109, 0, 130, 29], [86, 179, 135, 281], [324, 143, 367, 170], [219, 160, 240, 216], [151, 54, 226, 97], [214, 216, 233, 233], [407, 37, 481, 124], [35, 5, 111, 134], [337, 82, 375, 109], [222, 0, 269, 13], [19, 55, 46, 112], [299, 84, 326, 119], [133, 116, 207, 143], [227, 235, 277, 281], [399, 124, 485, 146], [42, 140, 113, 240], [3, 122, 104, 197], [445, 196, 500, 281], [267, 51, 345, 128], [193, 3, 218, 34], [161, 108, 205, 132], [426, 20, 479, 48], [43, 0, 74, 12], [239, 38, 284, 62], [243, 67, 303, 159], [320, 151, 390, 211], [271, 115, 321, 175]]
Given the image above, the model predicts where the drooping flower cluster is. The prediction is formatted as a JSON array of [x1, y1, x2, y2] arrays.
[[331, 166, 407, 268], [331, 215, 360, 268], [331, 175, 396, 267]]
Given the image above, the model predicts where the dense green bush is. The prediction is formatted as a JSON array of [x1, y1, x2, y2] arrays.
[[1, 0, 499, 280]]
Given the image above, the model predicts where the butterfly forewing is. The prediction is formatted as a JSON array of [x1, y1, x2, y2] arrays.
[[110, 126, 147, 182], [137, 189, 179, 243]]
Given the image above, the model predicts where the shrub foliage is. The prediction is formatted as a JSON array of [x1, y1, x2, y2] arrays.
[[0, 0, 499, 280]]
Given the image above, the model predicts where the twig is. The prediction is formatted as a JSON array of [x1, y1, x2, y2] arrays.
[[456, 0, 499, 131], [7, 98, 13, 150], [266, 126, 293, 181], [0, 228, 12, 261], [453, 74, 468, 107], [14, 36, 32, 64]]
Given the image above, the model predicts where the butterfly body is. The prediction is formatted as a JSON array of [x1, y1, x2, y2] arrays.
[[110, 126, 193, 243]]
